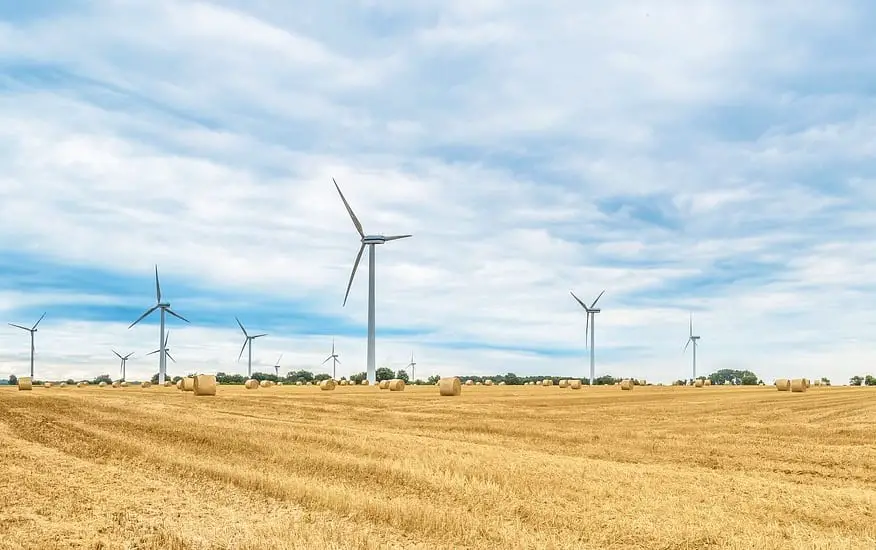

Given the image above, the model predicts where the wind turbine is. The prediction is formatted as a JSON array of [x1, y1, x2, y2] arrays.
[[406, 351, 417, 382], [129, 265, 189, 385], [236, 317, 266, 378], [570, 290, 605, 386], [112, 350, 134, 381], [322, 338, 340, 380], [147, 331, 176, 363], [684, 312, 700, 383], [8, 312, 45, 378], [272, 354, 283, 379], [334, 178, 412, 385]]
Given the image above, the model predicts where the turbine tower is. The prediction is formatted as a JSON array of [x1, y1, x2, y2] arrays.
[[273, 354, 283, 379], [334, 178, 412, 385], [406, 351, 417, 382], [684, 312, 700, 383], [236, 317, 266, 378], [570, 290, 605, 386], [129, 265, 189, 385], [112, 350, 134, 381], [147, 331, 176, 363], [322, 338, 340, 380], [8, 312, 45, 378]]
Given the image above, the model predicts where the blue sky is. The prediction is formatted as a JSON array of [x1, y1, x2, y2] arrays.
[[1, 1, 875, 383]]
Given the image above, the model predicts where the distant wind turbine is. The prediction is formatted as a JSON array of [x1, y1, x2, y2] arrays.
[[112, 350, 134, 381], [147, 331, 176, 363], [684, 312, 700, 383], [333, 178, 412, 385], [570, 290, 605, 386], [236, 317, 266, 378], [406, 352, 417, 382], [129, 265, 189, 385], [8, 312, 45, 378], [273, 354, 283, 379], [322, 339, 340, 380]]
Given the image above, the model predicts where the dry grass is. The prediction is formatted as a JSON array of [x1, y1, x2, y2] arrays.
[[0, 385, 875, 549]]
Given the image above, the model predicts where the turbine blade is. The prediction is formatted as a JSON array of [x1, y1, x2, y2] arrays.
[[252, 333, 267, 338], [322, 356, 332, 364], [112, 349, 123, 359], [154, 265, 162, 302], [569, 291, 589, 311], [129, 305, 159, 329], [584, 313, 589, 347], [343, 243, 366, 307], [166, 308, 189, 323], [124, 352, 134, 359], [147, 349, 159, 356], [276, 353, 283, 365], [164, 331, 170, 347], [335, 357, 341, 364], [683, 338, 690, 352], [590, 290, 605, 309], [32, 312, 46, 330], [166, 351, 176, 363], [9, 323, 30, 331], [238, 339, 248, 361], [689, 312, 693, 337], [333, 178, 365, 238], [384, 234, 412, 241], [235, 316, 248, 337]]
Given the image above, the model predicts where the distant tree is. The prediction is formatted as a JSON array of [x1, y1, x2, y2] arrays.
[[850, 375, 864, 386], [427, 374, 440, 384], [672, 380, 686, 386], [503, 373, 521, 385], [395, 369, 410, 382], [820, 377, 831, 386], [376, 367, 394, 381], [594, 375, 617, 386], [287, 370, 314, 383], [865, 375, 876, 386], [93, 374, 113, 385], [172, 376, 183, 384], [709, 369, 759, 386], [8, 374, 17, 386], [740, 372, 759, 385], [349, 372, 367, 383], [65, 379, 75, 386], [313, 373, 332, 382]]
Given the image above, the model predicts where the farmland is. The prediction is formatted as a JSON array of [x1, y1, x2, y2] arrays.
[[1, 384, 874, 549]]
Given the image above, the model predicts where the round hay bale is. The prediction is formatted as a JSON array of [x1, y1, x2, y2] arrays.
[[360, 380, 369, 386], [484, 379, 494, 386], [694, 379, 704, 388], [244, 379, 259, 389], [542, 379, 553, 387], [498, 381, 506, 386], [464, 380, 473, 386], [320, 379, 336, 391], [295, 381, 303, 386], [703, 379, 712, 386], [111, 381, 120, 388], [59, 382, 67, 388], [620, 379, 633, 390], [569, 379, 582, 390], [475, 381, 482, 385], [378, 380, 391, 390], [164, 381, 172, 387], [181, 377, 195, 392], [259, 380, 269, 388], [76, 382, 86, 388], [775, 378, 791, 391], [276, 382, 283, 386], [438, 377, 461, 396], [120, 382, 129, 387], [193, 374, 217, 396], [388, 379, 405, 391], [790, 378, 807, 392], [17, 377, 32, 391], [339, 379, 348, 386], [141, 381, 152, 389], [176, 379, 184, 390], [98, 381, 107, 388], [814, 380, 822, 386], [803, 378, 810, 388], [44, 382, 53, 388], [559, 379, 569, 388]]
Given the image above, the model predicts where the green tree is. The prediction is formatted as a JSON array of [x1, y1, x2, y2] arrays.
[[740, 372, 758, 385], [376, 367, 394, 381], [595, 375, 617, 385], [503, 373, 521, 385], [709, 369, 759, 386], [865, 375, 876, 386], [349, 372, 367, 383], [93, 374, 113, 385], [820, 377, 831, 386], [314, 373, 332, 382], [427, 374, 440, 384], [395, 369, 410, 382], [287, 370, 314, 383], [850, 375, 864, 386], [8, 374, 17, 386]]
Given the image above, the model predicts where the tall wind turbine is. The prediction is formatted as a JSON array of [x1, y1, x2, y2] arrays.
[[334, 178, 412, 385], [8, 312, 45, 378], [684, 312, 700, 383], [406, 351, 417, 382], [273, 354, 283, 379], [322, 339, 340, 380], [570, 290, 605, 386], [236, 317, 266, 378], [147, 331, 176, 363], [112, 350, 134, 381], [129, 266, 189, 385]]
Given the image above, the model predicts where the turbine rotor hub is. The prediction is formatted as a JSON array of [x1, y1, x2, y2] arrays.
[[362, 235, 386, 245]]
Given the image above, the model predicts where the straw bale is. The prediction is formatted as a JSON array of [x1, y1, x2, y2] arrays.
[[44, 382, 53, 388], [475, 381, 482, 385], [164, 381, 172, 387], [620, 379, 633, 390], [558, 379, 569, 388], [17, 377, 32, 391], [296, 381, 303, 386], [181, 377, 194, 392], [814, 380, 822, 386], [775, 379, 791, 391], [339, 379, 348, 386], [360, 380, 369, 386], [59, 382, 68, 388], [484, 379, 494, 386], [703, 379, 712, 386], [438, 377, 461, 396], [98, 382, 107, 388], [193, 374, 217, 396], [569, 379, 582, 389], [464, 380, 473, 386], [120, 382, 129, 387], [112, 381, 121, 388], [694, 379, 704, 387], [141, 381, 152, 388], [320, 379, 336, 391], [542, 379, 553, 386], [378, 380, 391, 390], [803, 378, 810, 388], [76, 382, 86, 388], [245, 379, 259, 389], [388, 378, 405, 391], [259, 380, 270, 388], [498, 381, 506, 386], [790, 378, 807, 392]]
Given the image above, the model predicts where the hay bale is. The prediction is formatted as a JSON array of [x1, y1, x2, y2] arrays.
[[814, 380, 822, 386], [475, 381, 482, 385], [245, 379, 259, 389], [484, 379, 494, 386], [296, 381, 303, 386], [181, 377, 195, 392], [339, 379, 348, 386], [59, 382, 68, 388], [44, 382, 53, 388], [360, 380, 369, 386], [120, 382, 129, 387], [570, 379, 582, 390], [559, 379, 569, 388], [193, 374, 217, 396], [803, 378, 810, 388], [694, 379, 704, 388], [98, 381, 107, 388], [259, 380, 270, 388], [17, 377, 32, 391], [703, 379, 712, 386], [76, 382, 85, 388], [790, 378, 807, 392], [464, 380, 473, 386], [498, 381, 506, 386], [320, 379, 336, 391], [378, 380, 391, 390], [388, 379, 405, 391], [775, 378, 791, 391], [276, 382, 283, 386], [620, 379, 633, 390], [542, 379, 553, 386], [141, 381, 152, 388], [438, 377, 461, 396], [164, 381, 172, 387], [112, 381, 121, 388]]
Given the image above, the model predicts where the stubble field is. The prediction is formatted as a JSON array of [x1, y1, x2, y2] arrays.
[[0, 383, 874, 550]]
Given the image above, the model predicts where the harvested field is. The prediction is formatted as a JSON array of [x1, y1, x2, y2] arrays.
[[1, 385, 874, 549]]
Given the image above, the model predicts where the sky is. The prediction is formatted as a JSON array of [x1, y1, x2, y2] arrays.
[[1, 0, 875, 384]]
